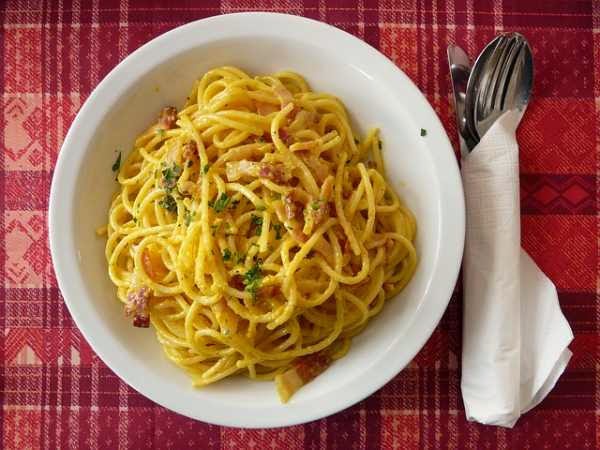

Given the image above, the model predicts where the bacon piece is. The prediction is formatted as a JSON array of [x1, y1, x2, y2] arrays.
[[183, 141, 197, 160], [294, 353, 332, 382], [294, 109, 316, 126], [225, 160, 260, 181], [278, 127, 290, 143], [310, 200, 330, 226], [283, 188, 312, 220], [327, 202, 336, 218], [230, 274, 245, 291], [226, 160, 291, 184], [286, 108, 298, 126], [287, 106, 302, 122], [158, 106, 177, 130], [273, 84, 293, 107], [124, 286, 151, 328], [283, 192, 301, 220], [275, 352, 332, 403], [142, 248, 168, 281], [133, 315, 149, 328], [255, 101, 279, 116], [259, 163, 286, 184]]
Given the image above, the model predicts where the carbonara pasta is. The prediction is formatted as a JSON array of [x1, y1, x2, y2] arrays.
[[101, 66, 417, 402]]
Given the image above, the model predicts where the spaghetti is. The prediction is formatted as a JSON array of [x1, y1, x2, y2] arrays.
[[101, 66, 417, 402]]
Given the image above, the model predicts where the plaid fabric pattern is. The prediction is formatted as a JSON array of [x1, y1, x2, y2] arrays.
[[1, 1, 597, 448]]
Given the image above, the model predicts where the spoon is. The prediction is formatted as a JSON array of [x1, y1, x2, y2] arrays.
[[464, 35, 503, 142]]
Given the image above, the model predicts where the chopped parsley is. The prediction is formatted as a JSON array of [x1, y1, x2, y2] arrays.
[[156, 129, 166, 139], [420, 128, 427, 137], [212, 193, 230, 213], [112, 151, 122, 173], [161, 163, 182, 191], [250, 214, 263, 236], [243, 261, 263, 299], [310, 200, 321, 211], [158, 194, 177, 213], [222, 248, 232, 261], [202, 164, 210, 174], [273, 223, 283, 240]]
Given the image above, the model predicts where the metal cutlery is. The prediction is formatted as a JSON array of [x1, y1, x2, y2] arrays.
[[463, 35, 502, 144], [447, 45, 478, 150], [449, 32, 534, 152], [472, 33, 533, 139]]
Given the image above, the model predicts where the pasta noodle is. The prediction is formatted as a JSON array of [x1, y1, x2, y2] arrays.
[[102, 66, 417, 402]]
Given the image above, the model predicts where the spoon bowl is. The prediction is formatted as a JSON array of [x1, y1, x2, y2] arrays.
[[464, 35, 503, 141]]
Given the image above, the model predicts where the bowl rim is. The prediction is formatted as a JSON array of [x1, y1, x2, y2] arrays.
[[49, 12, 465, 428]]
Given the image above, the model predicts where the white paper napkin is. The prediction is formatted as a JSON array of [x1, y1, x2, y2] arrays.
[[460, 111, 573, 428]]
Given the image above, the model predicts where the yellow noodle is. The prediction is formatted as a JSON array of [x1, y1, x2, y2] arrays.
[[102, 67, 417, 402]]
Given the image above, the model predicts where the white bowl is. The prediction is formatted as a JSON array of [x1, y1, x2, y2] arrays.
[[49, 13, 464, 428]]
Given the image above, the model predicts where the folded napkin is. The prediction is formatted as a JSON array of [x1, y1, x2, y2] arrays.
[[460, 111, 574, 428]]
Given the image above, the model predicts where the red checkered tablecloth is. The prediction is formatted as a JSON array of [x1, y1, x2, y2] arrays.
[[1, 1, 597, 449]]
